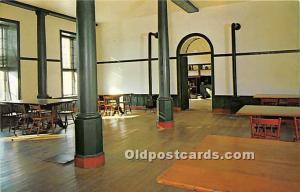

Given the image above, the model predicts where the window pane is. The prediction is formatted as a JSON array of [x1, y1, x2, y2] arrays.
[[0, 22, 18, 100], [62, 37, 72, 69], [8, 71, 18, 100], [0, 71, 4, 100], [74, 72, 77, 95], [63, 71, 73, 96]]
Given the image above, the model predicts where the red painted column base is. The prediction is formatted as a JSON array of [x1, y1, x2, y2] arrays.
[[157, 121, 174, 129], [75, 153, 105, 169]]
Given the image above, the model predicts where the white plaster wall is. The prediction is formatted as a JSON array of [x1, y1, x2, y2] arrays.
[[96, 1, 299, 96]]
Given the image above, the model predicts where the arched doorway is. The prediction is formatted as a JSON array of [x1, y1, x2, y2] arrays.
[[176, 33, 214, 110]]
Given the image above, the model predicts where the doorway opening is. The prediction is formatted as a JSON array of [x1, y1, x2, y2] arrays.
[[176, 33, 214, 110]]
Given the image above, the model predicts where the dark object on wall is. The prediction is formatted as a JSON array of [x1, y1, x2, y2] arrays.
[[231, 23, 241, 98], [147, 32, 158, 108], [148, 32, 158, 96]]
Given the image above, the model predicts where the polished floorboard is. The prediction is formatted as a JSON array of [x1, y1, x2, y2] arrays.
[[0, 100, 296, 192]]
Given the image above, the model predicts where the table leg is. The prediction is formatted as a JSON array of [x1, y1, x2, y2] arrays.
[[51, 105, 56, 134]]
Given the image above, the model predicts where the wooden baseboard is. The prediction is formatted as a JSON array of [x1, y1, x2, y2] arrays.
[[131, 106, 146, 110], [173, 107, 182, 112], [212, 108, 231, 114], [131, 106, 182, 112]]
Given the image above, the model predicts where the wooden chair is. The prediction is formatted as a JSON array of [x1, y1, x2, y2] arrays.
[[1, 104, 17, 132], [11, 104, 30, 136], [97, 98, 105, 113], [293, 117, 300, 142], [145, 95, 155, 113], [261, 98, 278, 106], [103, 96, 118, 116], [250, 117, 281, 140], [119, 94, 132, 114], [57, 101, 76, 132], [28, 105, 52, 135]]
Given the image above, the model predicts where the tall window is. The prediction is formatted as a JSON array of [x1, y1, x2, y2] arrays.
[[61, 31, 77, 97], [0, 19, 19, 101]]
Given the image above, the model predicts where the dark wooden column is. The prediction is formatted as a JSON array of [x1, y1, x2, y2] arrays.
[[74, 0, 104, 168], [156, 0, 174, 129], [36, 10, 49, 98]]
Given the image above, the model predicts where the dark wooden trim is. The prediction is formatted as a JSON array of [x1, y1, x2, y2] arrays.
[[180, 51, 212, 56], [236, 49, 300, 56], [1, 0, 76, 22], [62, 68, 77, 72], [214, 49, 300, 57], [20, 57, 61, 62], [60, 30, 63, 98], [60, 29, 76, 36], [214, 53, 232, 57], [97, 48, 299, 65], [20, 57, 38, 61], [47, 59, 61, 62], [97, 58, 157, 64]]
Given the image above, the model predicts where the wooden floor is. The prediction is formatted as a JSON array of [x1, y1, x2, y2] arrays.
[[0, 99, 296, 192]]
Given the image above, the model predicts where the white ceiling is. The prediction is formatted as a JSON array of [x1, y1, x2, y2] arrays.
[[19, 0, 242, 22]]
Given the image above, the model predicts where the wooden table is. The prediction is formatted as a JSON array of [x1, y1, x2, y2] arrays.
[[1, 98, 76, 106], [0, 99, 76, 133], [236, 105, 300, 117], [157, 135, 300, 192]]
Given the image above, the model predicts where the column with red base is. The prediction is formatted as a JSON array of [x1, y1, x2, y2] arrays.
[[156, 0, 174, 129], [75, 0, 104, 168]]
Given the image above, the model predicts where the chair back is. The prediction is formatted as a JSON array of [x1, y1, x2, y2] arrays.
[[1, 104, 12, 114], [29, 105, 43, 118], [12, 104, 26, 113], [250, 117, 281, 140], [103, 96, 117, 104], [59, 102, 76, 112]]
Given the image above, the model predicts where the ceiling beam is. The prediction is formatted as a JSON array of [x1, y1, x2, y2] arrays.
[[171, 0, 199, 13]]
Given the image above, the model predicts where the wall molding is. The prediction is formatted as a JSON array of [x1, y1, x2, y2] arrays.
[[20, 57, 61, 62], [97, 48, 300, 65]]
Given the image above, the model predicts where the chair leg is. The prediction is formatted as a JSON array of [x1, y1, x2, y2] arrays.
[[1, 117, 3, 132], [36, 123, 40, 135], [71, 114, 75, 123], [64, 115, 68, 133], [13, 119, 17, 136], [29, 120, 36, 134], [8, 118, 12, 132]]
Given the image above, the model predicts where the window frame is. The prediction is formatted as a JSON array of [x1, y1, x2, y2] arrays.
[[0, 18, 20, 100], [60, 30, 77, 98]]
